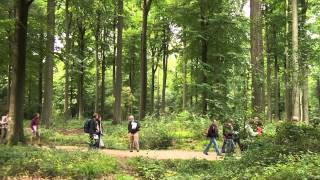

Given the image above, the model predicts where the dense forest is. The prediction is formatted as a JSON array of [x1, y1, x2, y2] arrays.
[[0, 0, 320, 179]]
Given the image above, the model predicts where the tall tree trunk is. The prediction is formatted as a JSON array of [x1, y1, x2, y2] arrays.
[[300, 0, 309, 123], [317, 77, 320, 114], [250, 0, 264, 117], [139, 0, 153, 120], [7, 10, 14, 110], [100, 27, 108, 114], [8, 0, 34, 145], [77, 21, 85, 119], [161, 26, 168, 114], [94, 11, 101, 113], [182, 57, 187, 110], [266, 23, 272, 121], [37, 32, 44, 113], [150, 49, 159, 114], [291, 0, 300, 120], [113, 0, 123, 124], [284, 0, 292, 120], [64, 0, 71, 119], [200, 0, 208, 114], [113, 0, 117, 97], [156, 68, 160, 116], [273, 26, 280, 121], [42, 0, 55, 128]]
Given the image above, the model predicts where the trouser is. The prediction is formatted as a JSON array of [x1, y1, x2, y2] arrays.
[[129, 132, 139, 151], [204, 137, 220, 154], [0, 128, 7, 143], [89, 134, 100, 148]]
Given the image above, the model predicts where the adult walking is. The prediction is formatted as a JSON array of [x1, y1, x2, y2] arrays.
[[31, 113, 41, 145], [0, 111, 9, 143], [128, 115, 140, 152], [203, 120, 221, 156]]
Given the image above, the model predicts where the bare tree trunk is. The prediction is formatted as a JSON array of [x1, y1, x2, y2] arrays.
[[77, 20, 85, 119], [8, 0, 34, 145], [266, 24, 272, 121], [300, 0, 309, 123], [94, 11, 101, 113], [139, 0, 153, 120], [182, 57, 187, 110], [284, 0, 292, 120], [64, 0, 71, 119], [161, 26, 169, 114], [42, 0, 55, 128], [200, 0, 208, 114], [100, 27, 108, 115], [250, 0, 264, 117], [113, 0, 117, 97], [317, 77, 320, 114], [156, 68, 160, 116], [113, 0, 123, 124], [291, 0, 300, 120]]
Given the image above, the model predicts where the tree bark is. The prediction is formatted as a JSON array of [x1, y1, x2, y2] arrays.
[[100, 27, 108, 114], [161, 26, 169, 114], [94, 11, 101, 113], [113, 0, 123, 124], [250, 0, 264, 117], [200, 0, 208, 114], [272, 26, 280, 121], [284, 0, 292, 120], [64, 0, 71, 119], [291, 0, 300, 120], [42, 0, 55, 128], [266, 23, 272, 121], [8, 0, 34, 145], [77, 20, 85, 119], [182, 56, 187, 110], [300, 0, 309, 123], [139, 0, 153, 120]]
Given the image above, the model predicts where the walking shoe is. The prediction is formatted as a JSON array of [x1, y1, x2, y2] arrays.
[[203, 152, 209, 155]]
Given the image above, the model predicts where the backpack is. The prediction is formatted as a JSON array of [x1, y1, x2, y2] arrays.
[[84, 119, 92, 133]]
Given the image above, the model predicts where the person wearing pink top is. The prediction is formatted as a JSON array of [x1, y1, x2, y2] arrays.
[[31, 113, 40, 144]]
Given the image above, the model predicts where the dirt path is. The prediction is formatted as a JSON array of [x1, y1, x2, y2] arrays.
[[49, 146, 221, 161]]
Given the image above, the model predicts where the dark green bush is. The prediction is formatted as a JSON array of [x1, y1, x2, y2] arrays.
[[0, 145, 118, 179]]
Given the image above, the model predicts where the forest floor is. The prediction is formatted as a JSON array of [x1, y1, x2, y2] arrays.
[[42, 145, 222, 161]]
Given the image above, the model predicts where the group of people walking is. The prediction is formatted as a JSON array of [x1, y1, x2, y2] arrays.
[[204, 117, 263, 156], [0, 112, 40, 144], [85, 113, 140, 152]]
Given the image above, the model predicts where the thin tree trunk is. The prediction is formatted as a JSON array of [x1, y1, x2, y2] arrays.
[[300, 0, 309, 123], [200, 0, 208, 114], [266, 24, 272, 121], [113, 0, 123, 124], [94, 11, 101, 113], [8, 0, 34, 145], [273, 26, 280, 120], [317, 77, 320, 113], [42, 0, 55, 128], [100, 27, 108, 115], [64, 0, 71, 119], [182, 57, 187, 110], [156, 67, 160, 116], [250, 0, 264, 117], [77, 21, 85, 119], [284, 0, 292, 120], [113, 0, 117, 97], [291, 0, 300, 120], [139, 0, 153, 120], [161, 26, 168, 113]]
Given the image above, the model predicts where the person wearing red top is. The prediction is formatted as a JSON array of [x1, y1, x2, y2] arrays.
[[254, 117, 263, 136], [31, 113, 40, 144]]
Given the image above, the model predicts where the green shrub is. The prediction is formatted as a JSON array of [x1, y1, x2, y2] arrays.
[[0, 145, 118, 179]]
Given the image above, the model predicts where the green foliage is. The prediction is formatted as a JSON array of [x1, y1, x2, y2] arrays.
[[128, 122, 320, 179], [0, 145, 118, 179]]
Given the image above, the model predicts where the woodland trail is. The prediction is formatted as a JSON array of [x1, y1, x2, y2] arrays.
[[44, 146, 222, 161]]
